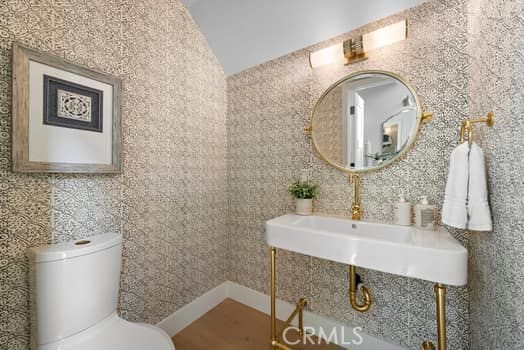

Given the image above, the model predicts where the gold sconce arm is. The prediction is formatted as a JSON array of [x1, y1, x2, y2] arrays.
[[348, 265, 372, 312]]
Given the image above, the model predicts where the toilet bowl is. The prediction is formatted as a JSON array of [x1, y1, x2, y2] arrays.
[[38, 313, 174, 350], [27, 233, 175, 350]]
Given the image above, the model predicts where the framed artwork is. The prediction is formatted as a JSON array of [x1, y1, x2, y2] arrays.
[[12, 42, 122, 173]]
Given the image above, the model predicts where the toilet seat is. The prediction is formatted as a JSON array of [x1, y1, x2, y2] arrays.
[[40, 313, 175, 350]]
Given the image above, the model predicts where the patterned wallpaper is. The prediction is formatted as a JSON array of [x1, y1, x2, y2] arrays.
[[0, 1, 227, 349], [227, 1, 472, 349], [467, 0, 524, 348]]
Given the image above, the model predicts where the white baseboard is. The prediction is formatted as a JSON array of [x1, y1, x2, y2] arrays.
[[226, 281, 300, 325], [156, 281, 229, 336], [157, 281, 404, 350]]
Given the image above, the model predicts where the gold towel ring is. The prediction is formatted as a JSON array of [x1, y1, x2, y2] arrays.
[[460, 112, 494, 144], [460, 120, 473, 144]]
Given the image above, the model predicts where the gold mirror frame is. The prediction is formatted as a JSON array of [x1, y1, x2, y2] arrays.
[[306, 70, 432, 174]]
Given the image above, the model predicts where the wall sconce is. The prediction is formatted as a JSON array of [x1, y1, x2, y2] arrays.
[[309, 20, 408, 68]]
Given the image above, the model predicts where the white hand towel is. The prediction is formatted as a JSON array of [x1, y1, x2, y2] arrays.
[[442, 143, 470, 229], [442, 142, 492, 231], [467, 143, 492, 231]]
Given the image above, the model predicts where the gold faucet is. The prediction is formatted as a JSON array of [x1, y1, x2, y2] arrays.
[[349, 174, 362, 220]]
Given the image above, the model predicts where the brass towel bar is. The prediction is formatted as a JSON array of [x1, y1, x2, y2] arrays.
[[460, 112, 494, 144]]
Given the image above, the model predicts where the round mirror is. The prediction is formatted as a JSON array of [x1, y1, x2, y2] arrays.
[[311, 70, 423, 173]]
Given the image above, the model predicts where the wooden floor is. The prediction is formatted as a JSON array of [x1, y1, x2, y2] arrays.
[[173, 299, 343, 350]]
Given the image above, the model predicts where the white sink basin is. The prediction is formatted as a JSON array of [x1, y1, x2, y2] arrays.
[[266, 214, 467, 286]]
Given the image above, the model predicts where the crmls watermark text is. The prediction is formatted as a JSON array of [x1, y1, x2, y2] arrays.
[[282, 326, 364, 346]]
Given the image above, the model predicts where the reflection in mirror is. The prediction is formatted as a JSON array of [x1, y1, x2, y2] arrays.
[[312, 72, 420, 172]]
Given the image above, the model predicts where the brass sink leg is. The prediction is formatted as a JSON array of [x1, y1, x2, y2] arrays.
[[348, 265, 372, 312], [423, 283, 447, 350], [271, 248, 277, 349], [270, 247, 308, 349], [298, 298, 305, 335], [435, 284, 447, 350]]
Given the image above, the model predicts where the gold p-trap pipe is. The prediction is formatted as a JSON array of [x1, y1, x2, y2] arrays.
[[348, 265, 372, 312]]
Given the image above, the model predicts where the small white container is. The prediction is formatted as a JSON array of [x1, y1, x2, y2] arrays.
[[415, 196, 435, 230], [300, 169, 310, 182], [296, 198, 313, 216], [394, 194, 412, 226]]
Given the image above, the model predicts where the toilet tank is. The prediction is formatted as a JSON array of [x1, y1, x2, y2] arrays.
[[27, 233, 122, 346]]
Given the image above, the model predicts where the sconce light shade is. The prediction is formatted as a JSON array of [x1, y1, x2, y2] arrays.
[[309, 20, 408, 68], [309, 43, 345, 68], [362, 20, 408, 51]]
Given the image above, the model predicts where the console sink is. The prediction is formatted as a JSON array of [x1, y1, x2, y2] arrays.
[[266, 214, 467, 286]]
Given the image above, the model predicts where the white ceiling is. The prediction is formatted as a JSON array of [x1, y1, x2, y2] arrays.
[[182, 0, 427, 76]]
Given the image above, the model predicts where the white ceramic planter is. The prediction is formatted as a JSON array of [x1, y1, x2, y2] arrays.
[[295, 198, 313, 216]]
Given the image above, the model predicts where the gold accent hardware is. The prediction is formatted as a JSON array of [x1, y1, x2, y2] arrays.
[[304, 123, 313, 138], [270, 247, 308, 349], [460, 112, 494, 144], [348, 265, 372, 312], [349, 174, 362, 220], [435, 284, 447, 350], [271, 248, 276, 347], [273, 342, 293, 350], [280, 298, 307, 336], [422, 111, 433, 123], [347, 172, 373, 315], [422, 341, 436, 350], [309, 70, 428, 175], [298, 298, 306, 336], [343, 36, 368, 65], [423, 283, 447, 350]]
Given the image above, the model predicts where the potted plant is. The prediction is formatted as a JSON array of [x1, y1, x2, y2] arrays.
[[287, 180, 318, 215]]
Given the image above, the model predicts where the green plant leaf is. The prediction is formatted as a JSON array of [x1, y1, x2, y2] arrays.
[[287, 180, 318, 199]]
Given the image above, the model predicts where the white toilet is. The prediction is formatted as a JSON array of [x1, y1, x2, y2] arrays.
[[27, 233, 175, 350]]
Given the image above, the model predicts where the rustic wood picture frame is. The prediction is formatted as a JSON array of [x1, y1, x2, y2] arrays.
[[12, 42, 122, 173]]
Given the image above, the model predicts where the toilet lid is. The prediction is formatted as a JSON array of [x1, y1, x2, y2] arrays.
[[41, 313, 175, 350]]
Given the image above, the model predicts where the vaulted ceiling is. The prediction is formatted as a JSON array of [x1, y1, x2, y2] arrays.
[[181, 0, 427, 75]]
